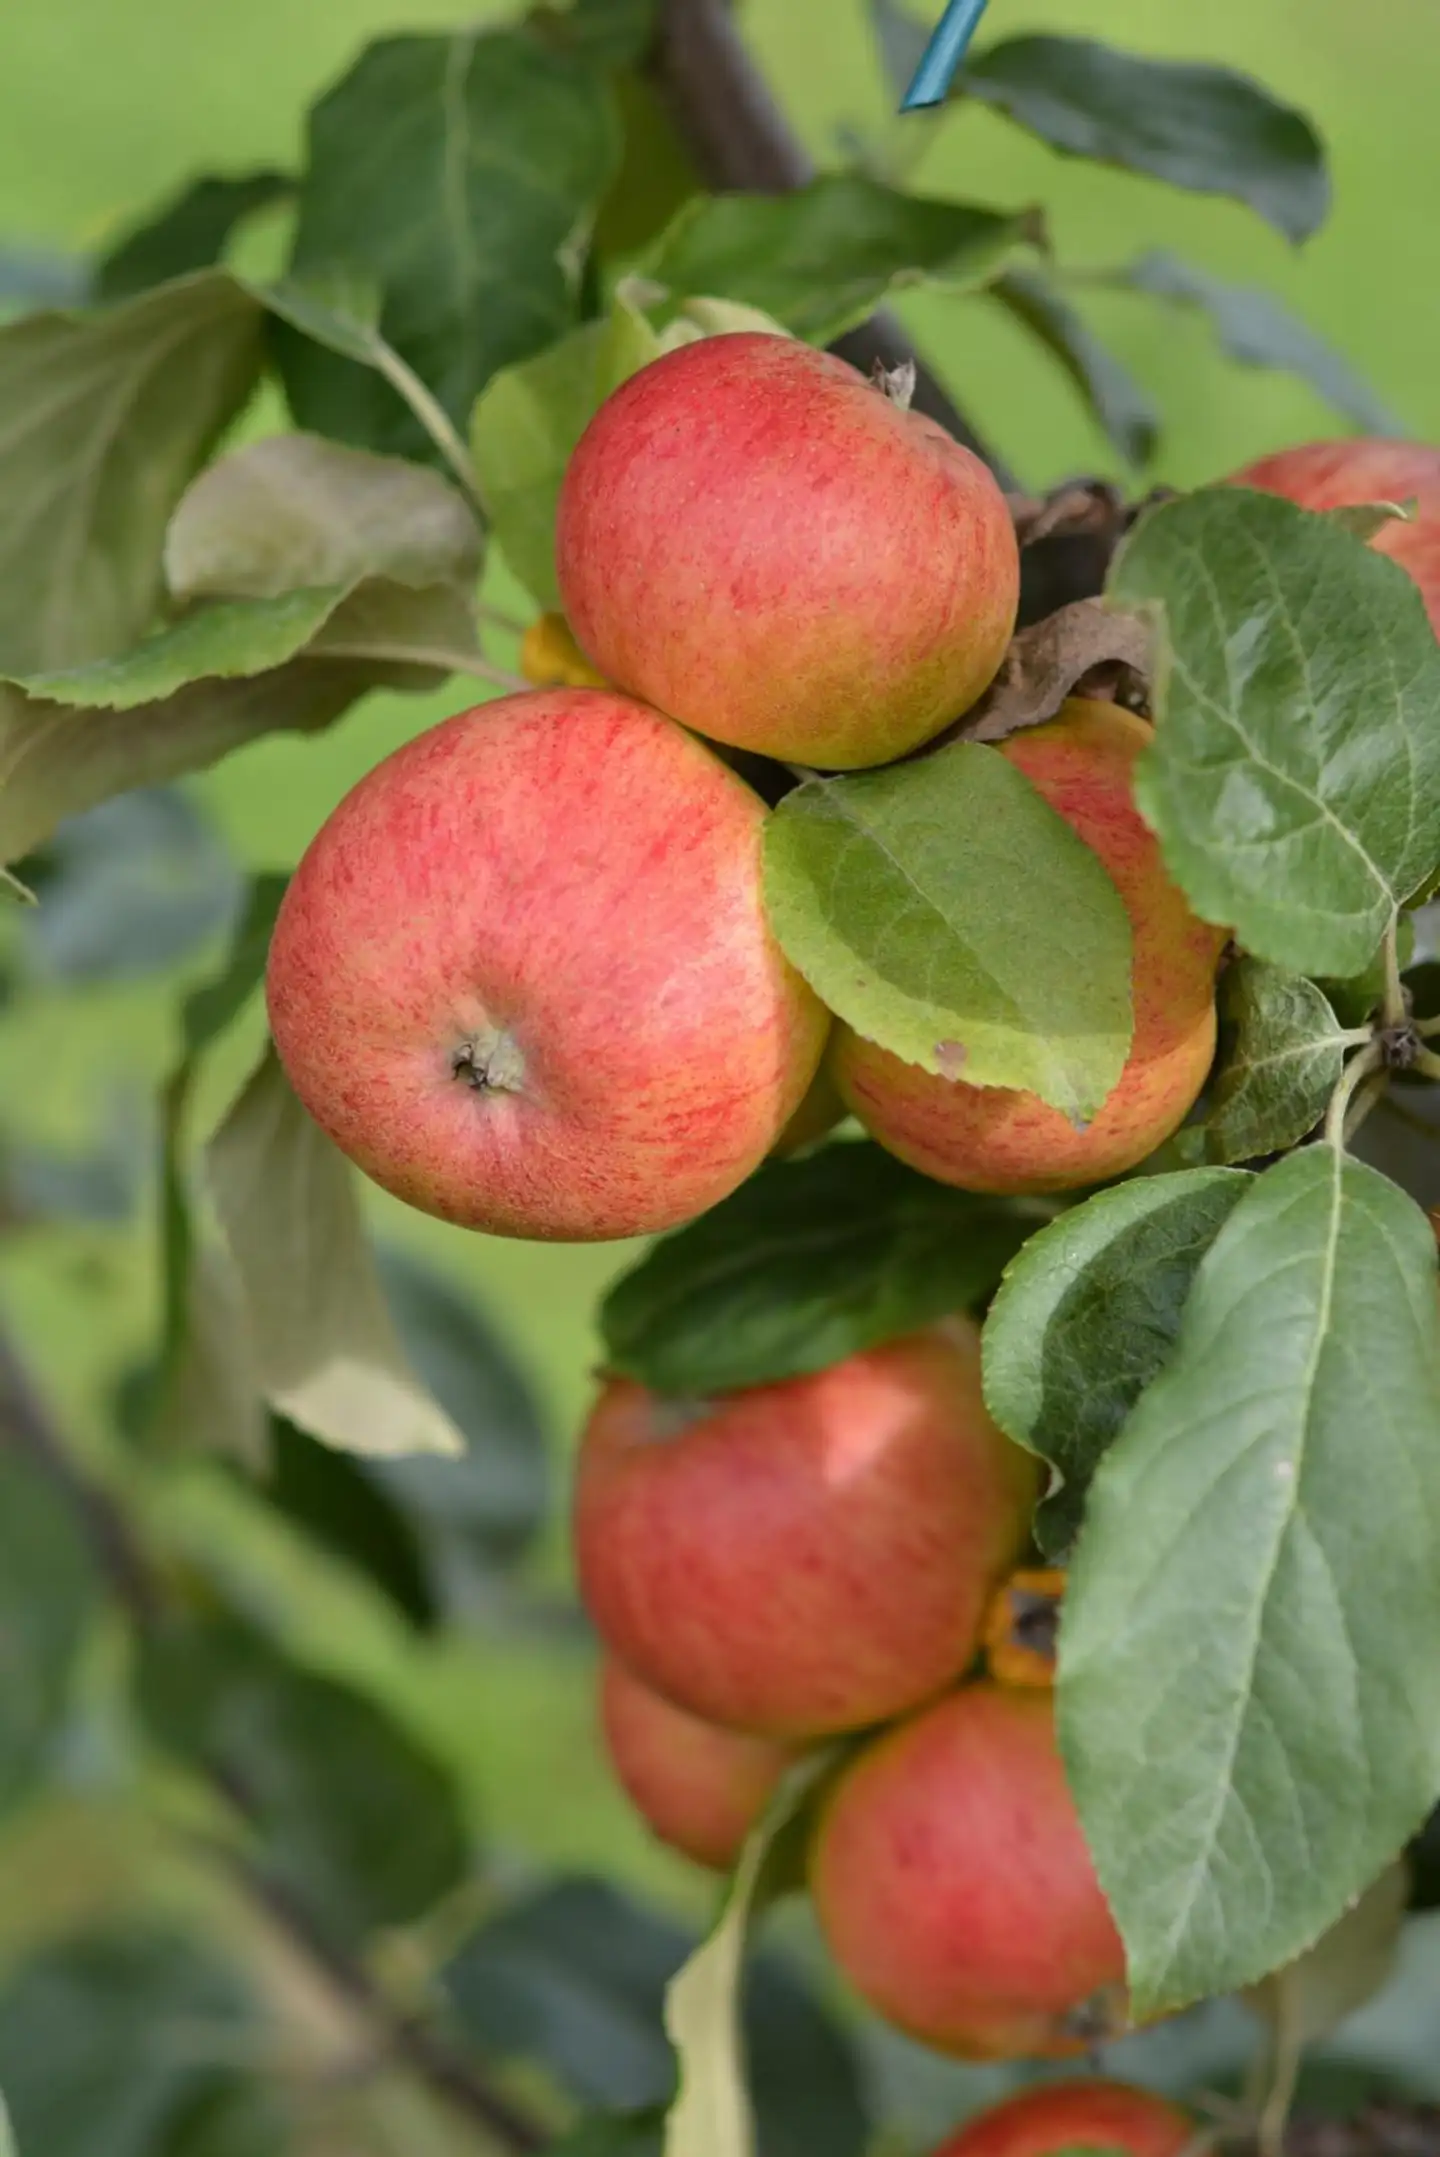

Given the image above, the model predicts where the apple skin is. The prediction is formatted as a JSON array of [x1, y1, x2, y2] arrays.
[[265, 689, 829, 1242], [574, 1319, 1039, 1741], [810, 1681, 1128, 2059], [931, 2081, 1193, 2157], [833, 699, 1225, 1194], [599, 1656, 800, 1871], [556, 333, 1020, 771], [1228, 439, 1440, 633]]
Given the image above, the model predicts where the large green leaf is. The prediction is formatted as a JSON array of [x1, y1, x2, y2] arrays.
[[137, 1613, 469, 1946], [1060, 1147, 1440, 2015], [1111, 489, 1440, 977], [0, 1931, 259, 2157], [982, 1169, 1250, 1556], [0, 1453, 100, 1813], [535, 0, 660, 69], [546, 2122, 665, 2157], [645, 177, 1038, 345], [277, 27, 620, 457], [603, 1140, 1035, 1396], [960, 35, 1329, 242], [205, 1049, 465, 1459], [991, 266, 1158, 468], [763, 744, 1133, 1120], [1113, 252, 1401, 435], [0, 271, 263, 674], [96, 173, 293, 300], [446, 1873, 869, 2157], [1203, 960, 1352, 1165]]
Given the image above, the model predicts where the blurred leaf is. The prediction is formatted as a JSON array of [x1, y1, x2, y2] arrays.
[[533, 0, 659, 68], [1111, 489, 1440, 977], [97, 173, 294, 301], [1244, 1861, 1408, 2046], [764, 744, 1133, 1120], [205, 1049, 465, 1458], [546, 2121, 665, 2157], [0, 1453, 99, 1813], [0, 1929, 258, 2157], [866, 0, 933, 101], [1061, 1149, 1440, 2017], [277, 28, 620, 457], [158, 2083, 286, 2157], [473, 298, 660, 607], [981, 1170, 1250, 1556], [991, 266, 1158, 467], [1408, 1800, 1440, 1911], [0, 271, 263, 674], [137, 1613, 469, 1945], [1203, 960, 1350, 1164], [4, 1108, 147, 1227], [1113, 251, 1401, 434], [166, 432, 480, 602], [261, 1415, 435, 1627], [21, 787, 241, 984], [178, 873, 289, 1062], [446, 1875, 869, 2157], [960, 35, 1329, 242], [593, 72, 702, 259], [0, 243, 89, 315], [646, 177, 1038, 345], [603, 1141, 1033, 1395], [0, 2094, 12, 2157]]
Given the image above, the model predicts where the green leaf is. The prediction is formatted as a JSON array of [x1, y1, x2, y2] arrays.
[[205, 1048, 466, 1459], [533, 0, 659, 69], [472, 299, 660, 607], [602, 1140, 1035, 1396], [178, 872, 289, 1062], [763, 744, 1134, 1121], [1204, 960, 1350, 1164], [261, 1415, 436, 1627], [960, 35, 1329, 242], [1060, 1147, 1440, 2016], [96, 173, 293, 300], [0, 1931, 261, 2157], [0, 1453, 99, 1813], [1114, 251, 1401, 435], [546, 2122, 665, 2157], [277, 28, 620, 457], [1243, 1859, 1407, 2046], [0, 2093, 13, 2157], [982, 1169, 1250, 1556], [991, 265, 1158, 468], [646, 177, 1039, 345], [166, 431, 481, 603], [446, 1874, 869, 2157], [0, 271, 263, 674], [137, 1613, 468, 1945], [866, 0, 933, 102], [0, 245, 88, 318], [158, 2083, 284, 2157], [13, 587, 350, 707], [663, 1752, 842, 2157], [22, 787, 241, 984], [1111, 488, 1440, 977]]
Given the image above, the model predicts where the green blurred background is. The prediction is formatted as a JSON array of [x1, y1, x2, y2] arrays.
[[0, 0, 1437, 2124]]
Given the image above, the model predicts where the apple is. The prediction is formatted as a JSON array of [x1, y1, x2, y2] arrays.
[[599, 1655, 799, 1871], [556, 333, 1020, 771], [834, 699, 1225, 1194], [931, 2080, 1194, 2157], [1228, 438, 1440, 633], [266, 688, 829, 1242], [810, 1680, 1128, 2058], [574, 1319, 1039, 1740]]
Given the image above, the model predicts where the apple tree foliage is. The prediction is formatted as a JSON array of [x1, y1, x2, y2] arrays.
[[0, 0, 1437, 2152]]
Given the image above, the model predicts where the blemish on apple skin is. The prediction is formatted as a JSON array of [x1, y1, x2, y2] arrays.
[[934, 1040, 968, 1080]]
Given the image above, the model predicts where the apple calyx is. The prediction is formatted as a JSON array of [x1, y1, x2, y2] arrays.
[[451, 1027, 527, 1097]]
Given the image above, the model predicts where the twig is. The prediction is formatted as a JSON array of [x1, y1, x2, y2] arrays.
[[1324, 1042, 1386, 1151], [1381, 917, 1408, 1031], [650, 0, 1016, 483]]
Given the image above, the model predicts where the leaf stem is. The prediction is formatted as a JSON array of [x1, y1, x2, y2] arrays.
[[320, 639, 528, 694], [1416, 1012, 1440, 1039], [1413, 1045, 1440, 1084], [1381, 916, 1408, 1030], [1323, 1041, 1385, 1151], [369, 342, 488, 523]]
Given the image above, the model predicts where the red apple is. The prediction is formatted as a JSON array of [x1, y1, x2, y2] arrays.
[[931, 2080, 1194, 2157], [556, 333, 1019, 770], [600, 1655, 800, 1871], [266, 689, 829, 1242], [1228, 438, 1440, 634], [810, 1681, 1128, 2058], [834, 701, 1225, 1194], [574, 1320, 1039, 1740]]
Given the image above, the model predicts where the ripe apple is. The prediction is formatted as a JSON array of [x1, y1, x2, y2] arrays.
[[575, 1320, 1038, 1739], [833, 699, 1225, 1193], [1228, 438, 1440, 633], [931, 2080, 1194, 2157], [810, 1681, 1128, 2058], [266, 689, 829, 1242], [556, 333, 1020, 771], [599, 1655, 800, 1871]]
